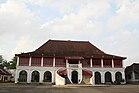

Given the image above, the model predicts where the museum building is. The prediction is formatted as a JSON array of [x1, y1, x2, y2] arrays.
[[15, 40, 126, 85]]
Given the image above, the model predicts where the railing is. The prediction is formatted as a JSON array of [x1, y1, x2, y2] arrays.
[[67, 63, 82, 68], [55, 68, 66, 85]]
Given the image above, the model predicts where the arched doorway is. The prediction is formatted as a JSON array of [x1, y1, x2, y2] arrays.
[[105, 72, 112, 83], [19, 70, 27, 82], [44, 71, 52, 82], [95, 72, 101, 84], [31, 71, 40, 82], [72, 71, 78, 84], [115, 72, 122, 83]]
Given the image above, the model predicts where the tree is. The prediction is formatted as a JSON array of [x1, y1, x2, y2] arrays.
[[0, 55, 4, 65], [0, 55, 16, 69], [7, 57, 17, 69], [0, 55, 8, 67]]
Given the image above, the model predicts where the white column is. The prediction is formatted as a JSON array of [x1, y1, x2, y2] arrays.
[[16, 56, 19, 66], [90, 58, 92, 67], [29, 56, 32, 66], [112, 59, 114, 68], [78, 60, 80, 64], [27, 70, 31, 83], [122, 71, 125, 81], [92, 71, 95, 85], [101, 59, 103, 68], [39, 71, 43, 83], [101, 72, 105, 83], [15, 69, 19, 83], [78, 60, 81, 68], [53, 57, 55, 67], [41, 57, 43, 67], [112, 72, 115, 83]]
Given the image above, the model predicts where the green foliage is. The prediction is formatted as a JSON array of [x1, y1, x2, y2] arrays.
[[7, 57, 17, 69], [0, 55, 7, 67], [0, 55, 16, 69]]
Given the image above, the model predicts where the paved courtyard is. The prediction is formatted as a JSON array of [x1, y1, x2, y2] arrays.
[[0, 83, 139, 93]]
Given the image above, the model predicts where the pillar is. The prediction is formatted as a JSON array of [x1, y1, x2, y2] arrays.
[[78, 60, 81, 68], [29, 56, 32, 66], [15, 69, 19, 83], [27, 70, 31, 83], [16, 56, 19, 66], [90, 58, 92, 67], [112, 59, 114, 68], [39, 71, 43, 83], [41, 57, 43, 67], [101, 59, 103, 68], [53, 57, 55, 67], [101, 72, 105, 83], [112, 72, 115, 83], [52, 71, 55, 83], [92, 71, 95, 85], [78, 60, 80, 64]]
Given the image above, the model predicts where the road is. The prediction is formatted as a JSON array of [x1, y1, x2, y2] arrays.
[[0, 83, 139, 93]]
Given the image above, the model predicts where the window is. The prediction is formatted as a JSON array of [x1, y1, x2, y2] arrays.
[[43, 57, 53, 67], [92, 59, 101, 67], [19, 57, 29, 66], [114, 59, 122, 67], [31, 57, 41, 66], [103, 59, 112, 67], [55, 58, 65, 67]]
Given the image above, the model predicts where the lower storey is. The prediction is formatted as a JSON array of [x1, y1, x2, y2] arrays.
[[15, 66, 125, 85]]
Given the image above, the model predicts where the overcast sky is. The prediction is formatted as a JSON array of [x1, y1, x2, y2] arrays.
[[0, 0, 139, 67]]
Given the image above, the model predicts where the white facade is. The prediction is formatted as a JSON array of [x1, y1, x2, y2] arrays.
[[15, 57, 125, 85]]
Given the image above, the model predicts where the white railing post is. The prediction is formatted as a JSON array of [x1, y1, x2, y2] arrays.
[[53, 57, 55, 67], [16, 56, 19, 66], [29, 56, 32, 66], [112, 59, 114, 68], [90, 58, 92, 67], [101, 59, 103, 68], [41, 57, 43, 67]]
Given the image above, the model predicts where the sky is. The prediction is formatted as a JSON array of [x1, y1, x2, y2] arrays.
[[0, 0, 139, 67]]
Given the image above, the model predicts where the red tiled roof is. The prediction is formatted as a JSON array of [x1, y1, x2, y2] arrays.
[[57, 69, 67, 75], [82, 70, 92, 75], [35, 40, 105, 55], [16, 40, 126, 59]]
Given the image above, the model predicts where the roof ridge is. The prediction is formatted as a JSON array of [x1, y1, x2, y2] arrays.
[[48, 39, 89, 43]]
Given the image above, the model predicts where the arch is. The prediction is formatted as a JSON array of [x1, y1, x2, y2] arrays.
[[31, 71, 40, 82], [115, 72, 122, 83], [19, 70, 27, 82], [43, 71, 52, 82], [71, 70, 78, 84], [95, 72, 101, 84], [105, 71, 112, 83]]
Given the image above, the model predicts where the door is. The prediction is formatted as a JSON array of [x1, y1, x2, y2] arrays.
[[72, 71, 78, 84]]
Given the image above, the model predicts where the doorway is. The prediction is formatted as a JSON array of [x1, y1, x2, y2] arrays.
[[95, 72, 101, 84], [71, 70, 78, 84]]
